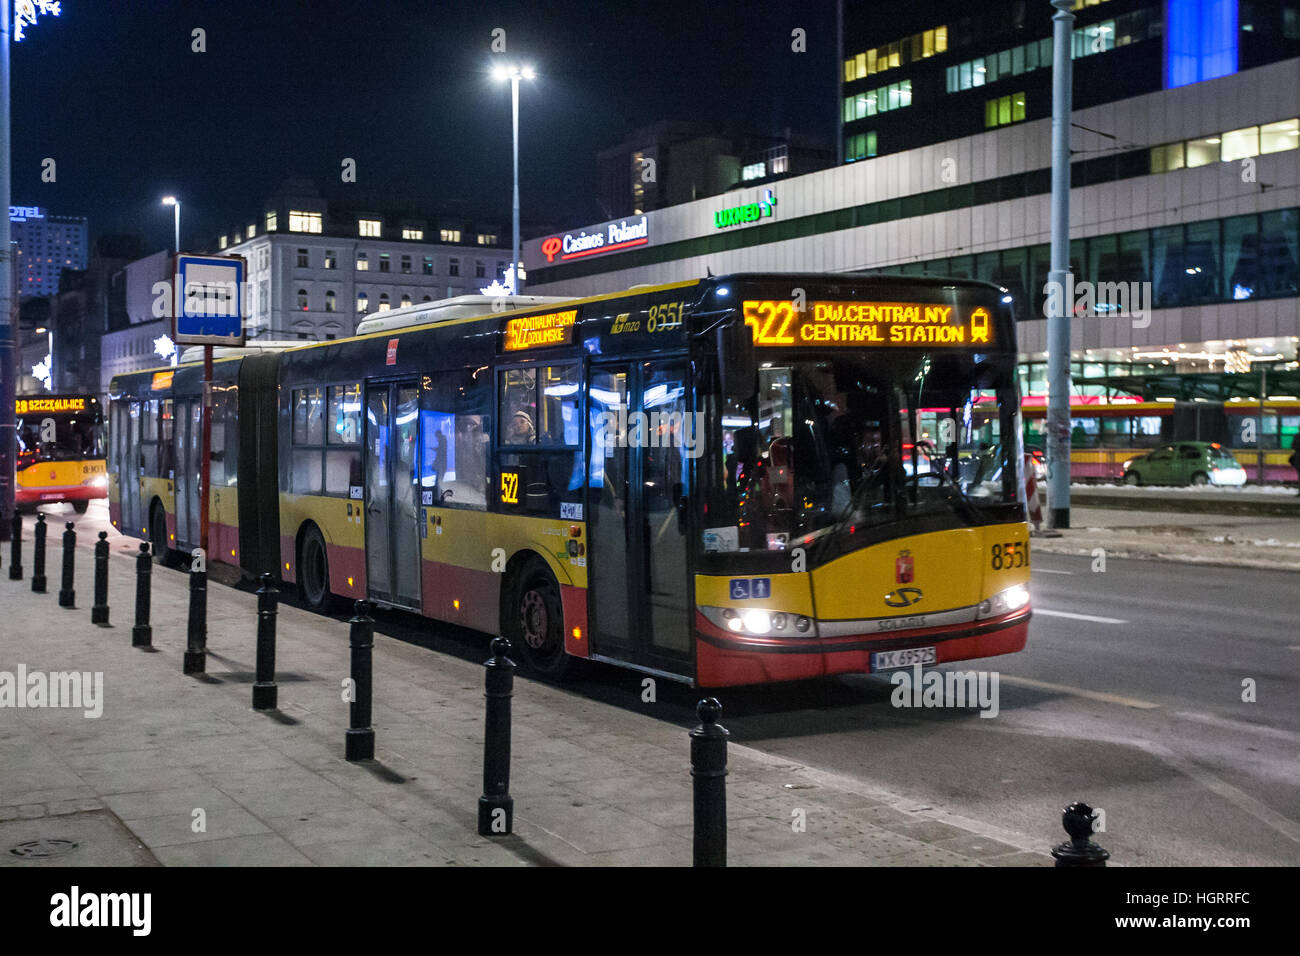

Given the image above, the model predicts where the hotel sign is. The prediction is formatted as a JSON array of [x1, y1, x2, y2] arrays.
[[742, 300, 994, 347], [538, 217, 650, 265]]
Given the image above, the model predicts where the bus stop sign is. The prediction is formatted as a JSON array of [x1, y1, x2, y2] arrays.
[[173, 254, 246, 346]]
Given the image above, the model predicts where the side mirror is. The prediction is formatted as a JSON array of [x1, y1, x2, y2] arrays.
[[716, 321, 756, 405]]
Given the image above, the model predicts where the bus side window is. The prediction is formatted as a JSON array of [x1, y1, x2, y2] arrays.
[[325, 384, 361, 495], [423, 371, 487, 511]]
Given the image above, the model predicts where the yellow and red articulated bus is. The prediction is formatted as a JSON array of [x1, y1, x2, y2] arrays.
[[108, 273, 1031, 688], [14, 393, 107, 513]]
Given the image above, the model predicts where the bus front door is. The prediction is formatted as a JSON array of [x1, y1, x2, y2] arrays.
[[587, 360, 693, 678], [363, 381, 422, 610]]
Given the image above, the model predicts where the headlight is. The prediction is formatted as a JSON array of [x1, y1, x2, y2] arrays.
[[86, 474, 108, 488], [1121, 460, 1133, 471], [706, 607, 812, 638], [977, 584, 1030, 620]]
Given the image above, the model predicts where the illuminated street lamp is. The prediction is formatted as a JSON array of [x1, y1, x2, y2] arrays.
[[491, 62, 535, 294], [161, 196, 181, 254]]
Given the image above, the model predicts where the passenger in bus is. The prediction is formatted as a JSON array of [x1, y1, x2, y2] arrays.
[[508, 409, 536, 444]]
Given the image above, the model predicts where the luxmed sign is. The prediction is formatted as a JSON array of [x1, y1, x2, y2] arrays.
[[538, 216, 650, 264]]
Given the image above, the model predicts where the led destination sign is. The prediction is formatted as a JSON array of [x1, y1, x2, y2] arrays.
[[15, 397, 89, 415], [742, 300, 994, 347], [504, 309, 578, 351]]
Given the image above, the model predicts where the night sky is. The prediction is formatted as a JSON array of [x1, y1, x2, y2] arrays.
[[13, 0, 836, 253]]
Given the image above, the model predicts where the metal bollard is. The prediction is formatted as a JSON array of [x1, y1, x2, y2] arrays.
[[345, 600, 375, 761], [132, 542, 152, 647], [477, 636, 515, 836], [691, 697, 729, 867], [91, 532, 110, 625], [252, 572, 279, 710], [1051, 801, 1110, 867], [183, 551, 207, 674], [58, 522, 76, 608], [31, 513, 47, 593], [9, 512, 23, 581]]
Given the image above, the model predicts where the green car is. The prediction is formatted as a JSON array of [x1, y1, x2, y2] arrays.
[[1122, 442, 1247, 487]]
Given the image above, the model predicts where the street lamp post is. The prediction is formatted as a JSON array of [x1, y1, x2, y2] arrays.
[[492, 63, 534, 294], [162, 196, 181, 254]]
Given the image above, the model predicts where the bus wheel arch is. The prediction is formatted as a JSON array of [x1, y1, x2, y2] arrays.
[[296, 521, 336, 613], [501, 552, 574, 679]]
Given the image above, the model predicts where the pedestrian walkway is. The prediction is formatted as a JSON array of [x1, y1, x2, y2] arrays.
[[0, 516, 1053, 867], [1032, 506, 1300, 571]]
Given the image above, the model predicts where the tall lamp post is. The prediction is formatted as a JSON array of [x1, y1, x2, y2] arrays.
[[2, 1, 65, 540], [492, 63, 534, 294], [162, 196, 181, 253]]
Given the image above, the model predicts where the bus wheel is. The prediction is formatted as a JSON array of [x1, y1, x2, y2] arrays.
[[509, 560, 572, 679], [1124, 471, 1141, 486], [299, 525, 335, 613], [149, 502, 177, 567], [71, 500, 89, 514]]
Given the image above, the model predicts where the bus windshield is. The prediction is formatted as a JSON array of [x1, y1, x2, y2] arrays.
[[701, 351, 1023, 560], [16, 410, 104, 463]]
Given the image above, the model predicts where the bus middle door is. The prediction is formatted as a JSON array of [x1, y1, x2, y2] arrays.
[[363, 381, 423, 610]]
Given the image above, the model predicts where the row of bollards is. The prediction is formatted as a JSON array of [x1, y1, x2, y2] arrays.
[[6, 509, 1109, 867]]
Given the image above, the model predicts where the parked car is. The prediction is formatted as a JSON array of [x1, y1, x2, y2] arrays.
[[1122, 442, 1247, 487]]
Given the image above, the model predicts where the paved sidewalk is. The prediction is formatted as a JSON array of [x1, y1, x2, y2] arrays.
[[1032, 506, 1300, 571], [0, 518, 1052, 867]]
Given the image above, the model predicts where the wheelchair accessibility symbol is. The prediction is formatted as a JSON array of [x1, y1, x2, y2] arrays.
[[730, 577, 771, 600]]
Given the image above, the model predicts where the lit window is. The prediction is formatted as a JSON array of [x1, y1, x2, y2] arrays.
[[440, 228, 461, 243], [266, 211, 277, 232], [357, 292, 368, 313], [1185, 137, 1220, 168], [1221, 126, 1259, 163], [359, 219, 382, 237], [356, 252, 369, 271], [378, 293, 390, 312], [1261, 119, 1300, 154], [402, 228, 424, 240], [324, 249, 337, 269], [289, 210, 323, 233], [477, 234, 497, 245], [400, 295, 412, 308], [219, 235, 228, 249], [246, 224, 256, 239]]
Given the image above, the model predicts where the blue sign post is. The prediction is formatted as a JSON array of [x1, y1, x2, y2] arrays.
[[171, 254, 246, 555]]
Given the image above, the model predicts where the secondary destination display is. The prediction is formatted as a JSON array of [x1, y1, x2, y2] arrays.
[[742, 300, 994, 347], [503, 309, 579, 351]]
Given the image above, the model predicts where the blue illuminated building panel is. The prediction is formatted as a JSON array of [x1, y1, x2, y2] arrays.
[[1166, 0, 1239, 89]]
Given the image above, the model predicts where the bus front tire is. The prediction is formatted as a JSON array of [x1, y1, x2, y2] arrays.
[[508, 559, 573, 679], [299, 525, 336, 613]]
